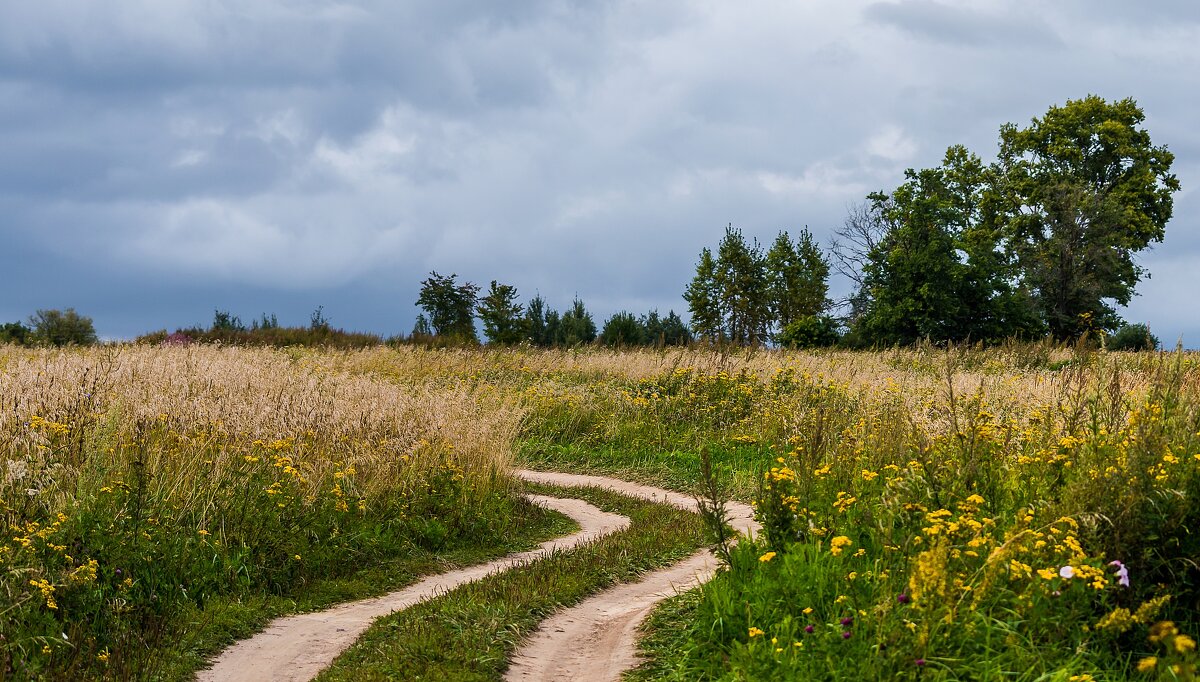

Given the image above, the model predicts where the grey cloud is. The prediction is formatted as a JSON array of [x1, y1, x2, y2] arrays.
[[0, 1, 1197, 346], [863, 1, 1064, 48]]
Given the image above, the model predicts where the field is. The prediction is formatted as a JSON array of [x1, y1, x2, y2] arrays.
[[3, 342, 1199, 680]]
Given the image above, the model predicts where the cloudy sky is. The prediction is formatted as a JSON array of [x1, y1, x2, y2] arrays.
[[3, 1, 1198, 345]]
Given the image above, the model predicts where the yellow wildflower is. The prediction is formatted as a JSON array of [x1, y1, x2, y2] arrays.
[[1176, 634, 1197, 654]]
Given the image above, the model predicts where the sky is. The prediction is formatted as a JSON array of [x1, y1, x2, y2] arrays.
[[2, 1, 1198, 345]]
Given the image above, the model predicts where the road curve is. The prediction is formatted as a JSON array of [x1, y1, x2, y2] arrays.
[[198, 470, 757, 682], [504, 470, 758, 682], [198, 493, 628, 682]]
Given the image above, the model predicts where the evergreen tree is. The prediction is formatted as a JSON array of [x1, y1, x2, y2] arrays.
[[544, 309, 562, 347], [411, 314, 433, 338], [211, 309, 245, 332], [714, 225, 770, 346], [659, 310, 692, 346], [524, 294, 548, 346], [416, 271, 480, 343], [684, 247, 724, 344], [600, 311, 645, 347], [477, 280, 526, 345], [559, 297, 597, 346], [766, 229, 830, 338]]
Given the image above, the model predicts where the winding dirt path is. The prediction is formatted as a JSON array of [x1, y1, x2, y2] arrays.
[[198, 493, 628, 682], [198, 470, 757, 682], [505, 470, 758, 682]]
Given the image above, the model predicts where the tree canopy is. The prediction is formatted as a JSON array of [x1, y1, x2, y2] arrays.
[[849, 95, 1176, 345]]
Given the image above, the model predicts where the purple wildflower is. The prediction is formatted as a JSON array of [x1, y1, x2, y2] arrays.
[[897, 593, 910, 604], [840, 616, 854, 627], [841, 631, 852, 639], [1109, 560, 1130, 587], [804, 625, 814, 634], [915, 658, 926, 667]]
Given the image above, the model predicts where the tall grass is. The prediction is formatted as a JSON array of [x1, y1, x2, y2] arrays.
[[1, 344, 522, 679], [497, 343, 1200, 679]]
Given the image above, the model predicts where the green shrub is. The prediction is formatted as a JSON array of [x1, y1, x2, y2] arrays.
[[1107, 323, 1159, 351], [0, 321, 31, 345], [29, 309, 98, 346], [778, 314, 841, 348]]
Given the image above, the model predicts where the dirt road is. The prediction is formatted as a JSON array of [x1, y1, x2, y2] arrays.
[[198, 470, 757, 682], [505, 470, 758, 682]]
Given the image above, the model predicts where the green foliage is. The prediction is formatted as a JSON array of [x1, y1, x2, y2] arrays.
[[599, 310, 692, 348], [415, 271, 480, 344], [688, 225, 832, 347], [996, 95, 1178, 339], [854, 148, 1041, 346], [0, 321, 31, 345], [410, 314, 432, 338], [524, 295, 550, 346], [309, 306, 331, 333], [136, 324, 383, 349], [559, 297, 597, 347], [846, 96, 1177, 346], [477, 280, 527, 346], [715, 225, 771, 346], [643, 310, 691, 347], [211, 309, 245, 332], [251, 313, 279, 331], [600, 311, 645, 347], [29, 308, 99, 346], [778, 315, 841, 349], [766, 228, 830, 334], [1107, 323, 1159, 351], [684, 247, 724, 344]]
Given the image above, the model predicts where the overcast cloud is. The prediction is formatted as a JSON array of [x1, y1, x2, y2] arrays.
[[2, 1, 1198, 345]]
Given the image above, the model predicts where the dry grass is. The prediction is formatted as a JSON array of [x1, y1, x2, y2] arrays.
[[1, 344, 521, 516]]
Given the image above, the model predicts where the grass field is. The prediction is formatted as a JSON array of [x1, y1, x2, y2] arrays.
[[0, 344, 560, 679], [4, 342, 1198, 680], [507, 343, 1200, 680]]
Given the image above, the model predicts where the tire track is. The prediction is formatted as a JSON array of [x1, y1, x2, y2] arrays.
[[198, 493, 627, 682], [505, 470, 758, 682]]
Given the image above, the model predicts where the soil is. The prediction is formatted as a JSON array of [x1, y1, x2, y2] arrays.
[[504, 470, 758, 682], [198, 470, 757, 682]]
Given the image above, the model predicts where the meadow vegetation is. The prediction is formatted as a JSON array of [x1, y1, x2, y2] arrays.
[[0, 344, 557, 679], [4, 341, 1197, 680], [500, 343, 1200, 679]]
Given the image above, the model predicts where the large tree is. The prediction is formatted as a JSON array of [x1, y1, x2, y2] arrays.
[[416, 271, 480, 343], [29, 309, 99, 347], [995, 96, 1179, 339], [855, 147, 1040, 346]]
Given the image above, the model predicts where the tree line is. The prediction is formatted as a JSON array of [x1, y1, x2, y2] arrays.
[[686, 95, 1176, 350], [413, 272, 691, 348], [0, 309, 98, 347]]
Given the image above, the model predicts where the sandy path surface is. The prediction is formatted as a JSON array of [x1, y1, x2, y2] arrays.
[[505, 470, 758, 682], [198, 493, 628, 682], [199, 470, 756, 682]]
